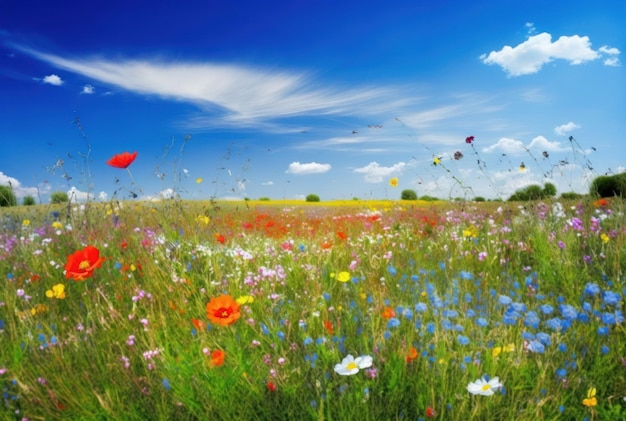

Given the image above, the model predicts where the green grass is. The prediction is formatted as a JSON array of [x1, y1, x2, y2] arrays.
[[1, 198, 625, 420]]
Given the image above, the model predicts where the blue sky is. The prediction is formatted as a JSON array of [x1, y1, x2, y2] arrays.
[[1, 0, 624, 202]]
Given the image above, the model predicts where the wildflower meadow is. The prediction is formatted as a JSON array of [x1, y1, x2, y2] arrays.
[[1, 143, 625, 421]]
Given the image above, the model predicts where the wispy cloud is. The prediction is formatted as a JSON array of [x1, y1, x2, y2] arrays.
[[0, 172, 47, 199], [15, 46, 411, 128], [286, 162, 331, 175], [480, 31, 620, 76]]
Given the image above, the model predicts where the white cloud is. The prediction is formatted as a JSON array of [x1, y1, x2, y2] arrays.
[[67, 186, 94, 202], [0, 172, 45, 198], [528, 135, 567, 151], [483, 136, 565, 155], [599, 46, 621, 55], [98, 191, 108, 201], [261, 181, 274, 186], [16, 46, 411, 128], [286, 162, 331, 175], [81, 84, 95, 94], [481, 32, 605, 76], [603, 57, 621, 67], [42, 74, 63, 85], [353, 161, 406, 183], [482, 137, 527, 154], [554, 122, 580, 135]]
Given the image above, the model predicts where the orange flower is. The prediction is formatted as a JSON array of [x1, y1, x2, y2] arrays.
[[382, 306, 395, 319], [321, 241, 333, 249], [191, 318, 205, 330], [593, 198, 608, 207], [206, 294, 241, 326], [336, 231, 347, 240], [65, 245, 105, 281], [214, 233, 226, 244], [406, 347, 418, 363], [323, 320, 334, 335], [210, 349, 225, 367], [107, 151, 137, 169]]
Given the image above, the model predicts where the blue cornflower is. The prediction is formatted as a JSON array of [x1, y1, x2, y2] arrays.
[[584, 283, 600, 296], [466, 309, 476, 318], [545, 317, 563, 331], [539, 304, 554, 315], [303, 337, 313, 345], [597, 326, 610, 336], [387, 318, 401, 328], [521, 331, 535, 340], [601, 312, 616, 325], [556, 368, 567, 378], [498, 295, 512, 306], [601, 345, 610, 355], [460, 271, 474, 280], [603, 291, 621, 306], [559, 304, 578, 321], [536, 332, 551, 346], [524, 311, 540, 329], [511, 302, 526, 313], [527, 340, 545, 353], [426, 322, 435, 334], [475, 318, 488, 327], [415, 302, 428, 313], [443, 309, 459, 318], [457, 335, 470, 345], [162, 378, 171, 391]]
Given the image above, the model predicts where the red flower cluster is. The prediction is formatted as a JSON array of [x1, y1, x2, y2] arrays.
[[465, 136, 474, 144]]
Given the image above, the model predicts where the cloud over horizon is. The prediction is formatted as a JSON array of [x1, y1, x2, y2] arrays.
[[286, 162, 332, 175]]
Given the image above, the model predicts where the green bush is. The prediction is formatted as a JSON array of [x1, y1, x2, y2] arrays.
[[474, 196, 486, 202], [305, 194, 320, 202], [560, 191, 583, 200], [0, 185, 17, 207], [508, 183, 558, 201], [419, 195, 439, 202], [22, 196, 36, 206], [258, 197, 271, 201], [590, 173, 626, 198], [50, 191, 69, 204], [400, 189, 417, 200]]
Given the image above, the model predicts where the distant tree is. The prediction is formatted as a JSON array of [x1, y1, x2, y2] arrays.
[[305, 194, 320, 202], [50, 191, 69, 204], [474, 196, 486, 202], [0, 185, 17, 207], [560, 191, 583, 200], [22, 196, 36, 206], [258, 197, 271, 201], [419, 195, 439, 202], [542, 182, 557, 197], [400, 189, 417, 200]]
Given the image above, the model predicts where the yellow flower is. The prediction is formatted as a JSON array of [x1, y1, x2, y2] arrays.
[[197, 215, 210, 225], [582, 387, 597, 407], [22, 219, 30, 226], [519, 162, 526, 172], [600, 233, 609, 244], [389, 177, 399, 187], [433, 156, 441, 166], [492, 343, 515, 357], [236, 295, 254, 305], [45, 283, 66, 299], [336, 271, 351, 283], [52, 221, 63, 229]]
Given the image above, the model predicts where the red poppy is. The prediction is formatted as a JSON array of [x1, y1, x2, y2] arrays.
[[209, 349, 225, 367], [593, 198, 608, 207], [107, 151, 137, 169], [382, 306, 395, 319], [323, 320, 334, 335], [214, 233, 226, 244], [65, 245, 105, 281], [267, 381, 277, 392], [336, 231, 347, 240], [206, 294, 241, 326], [406, 347, 418, 363], [426, 407, 437, 418], [465, 136, 474, 144]]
